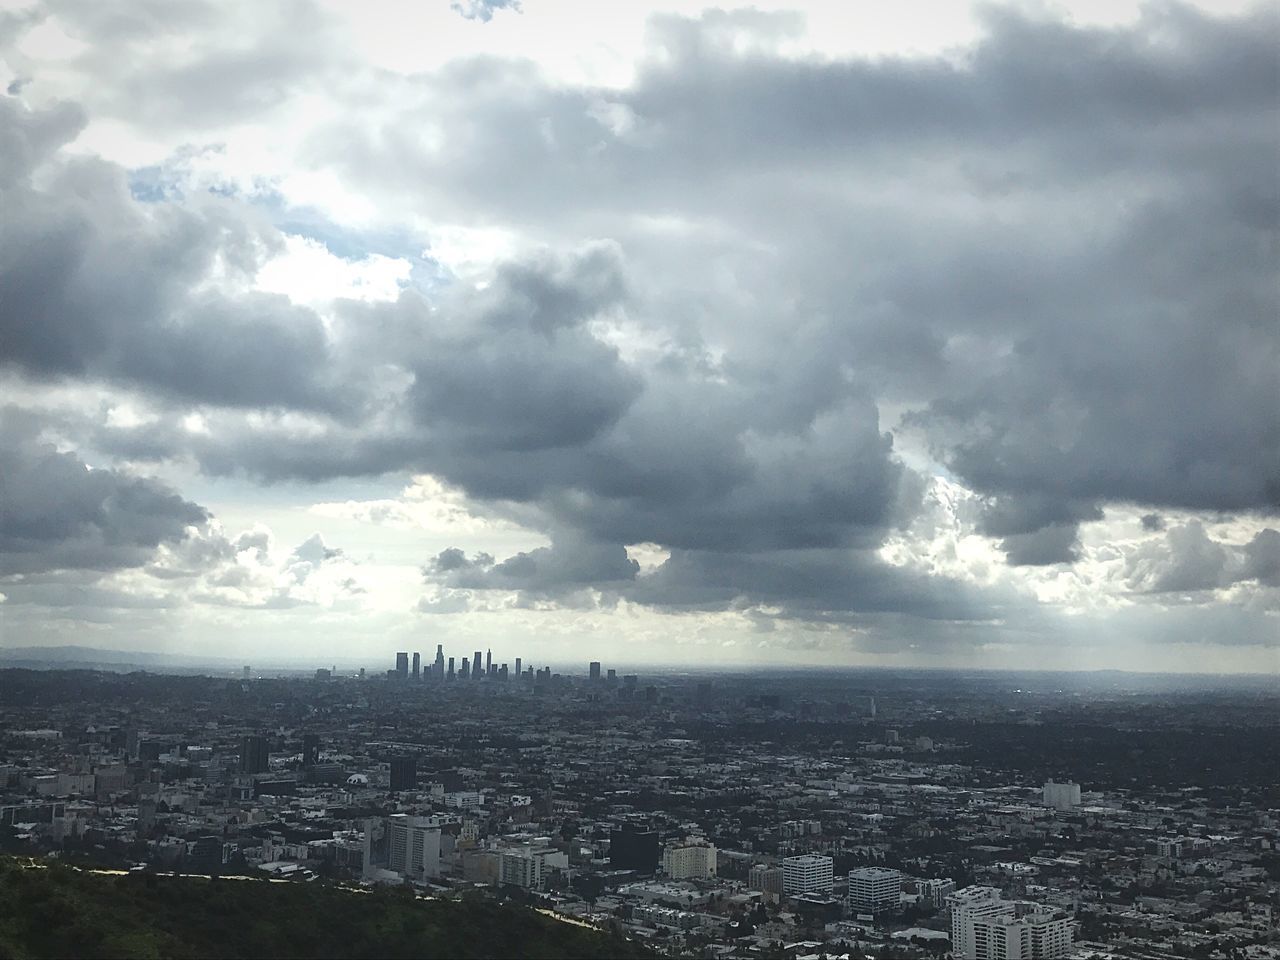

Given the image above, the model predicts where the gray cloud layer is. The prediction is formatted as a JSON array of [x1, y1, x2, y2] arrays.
[[1, 2, 1276, 646]]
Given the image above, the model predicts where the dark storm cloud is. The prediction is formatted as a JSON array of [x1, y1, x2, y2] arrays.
[[0, 411, 208, 576], [0, 99, 347, 414]]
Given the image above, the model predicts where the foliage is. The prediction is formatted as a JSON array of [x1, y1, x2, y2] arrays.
[[0, 858, 649, 959]]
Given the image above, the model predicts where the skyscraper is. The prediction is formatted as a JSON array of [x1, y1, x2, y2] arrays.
[[435, 644, 445, 679], [473, 651, 482, 679], [447, 657, 455, 679], [411, 652, 421, 680], [485, 649, 492, 676], [514, 657, 522, 677], [389, 756, 417, 792], [589, 661, 601, 682], [239, 735, 269, 775], [460, 657, 470, 680], [302, 734, 320, 769], [395, 652, 409, 678]]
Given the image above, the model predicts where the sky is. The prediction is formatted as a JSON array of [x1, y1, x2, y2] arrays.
[[0, 0, 1276, 673]]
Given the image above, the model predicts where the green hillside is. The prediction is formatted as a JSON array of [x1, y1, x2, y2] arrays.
[[0, 858, 648, 959]]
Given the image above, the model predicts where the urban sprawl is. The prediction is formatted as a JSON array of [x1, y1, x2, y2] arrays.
[[2, 658, 1277, 960]]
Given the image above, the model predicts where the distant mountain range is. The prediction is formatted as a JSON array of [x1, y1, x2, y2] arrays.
[[0, 645, 299, 674]]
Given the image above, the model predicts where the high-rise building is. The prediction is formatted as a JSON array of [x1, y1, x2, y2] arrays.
[[485, 649, 492, 675], [395, 652, 409, 678], [610, 826, 659, 873], [514, 658, 521, 677], [1042, 781, 1081, 811], [385, 814, 441, 881], [447, 657, 455, 679], [434, 644, 445, 679], [782, 855, 833, 897], [949, 888, 1072, 960], [411, 652, 421, 679], [499, 845, 553, 891], [389, 756, 417, 793], [606, 669, 617, 686], [589, 661, 601, 681], [661, 839, 717, 879], [239, 735, 269, 774], [301, 734, 320, 769], [849, 866, 902, 915], [460, 658, 471, 680], [473, 651, 482, 679]]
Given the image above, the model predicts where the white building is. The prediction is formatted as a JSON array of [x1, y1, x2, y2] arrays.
[[1041, 781, 1080, 811], [949, 887, 1072, 960], [782, 854, 834, 896], [661, 839, 717, 880], [386, 814, 442, 881], [848, 866, 902, 915], [499, 845, 561, 891]]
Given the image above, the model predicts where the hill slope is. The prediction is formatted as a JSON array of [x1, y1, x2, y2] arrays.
[[0, 859, 647, 959]]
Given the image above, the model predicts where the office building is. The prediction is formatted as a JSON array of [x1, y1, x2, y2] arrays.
[[395, 652, 409, 679], [662, 839, 717, 879], [239, 735, 269, 775], [1042, 781, 1081, 811], [459, 658, 470, 680], [473, 652, 482, 678], [514, 657, 521, 676], [434, 644, 445, 679], [611, 825, 659, 873], [389, 756, 417, 793], [410, 652, 419, 680], [385, 814, 441, 880], [849, 866, 901, 916], [447, 657, 455, 679], [485, 649, 492, 676], [301, 734, 320, 769], [589, 661, 602, 682], [782, 854, 833, 896]]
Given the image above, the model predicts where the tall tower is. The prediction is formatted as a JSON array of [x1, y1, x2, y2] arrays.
[[485, 649, 492, 676], [412, 652, 421, 680], [395, 652, 409, 679], [435, 644, 445, 678], [589, 661, 602, 682], [447, 657, 455, 679], [473, 651, 482, 679], [515, 657, 522, 677]]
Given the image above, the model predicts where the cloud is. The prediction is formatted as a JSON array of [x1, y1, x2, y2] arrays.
[[451, 0, 522, 23], [2, 2, 1275, 663], [0, 410, 208, 576], [1124, 520, 1280, 594]]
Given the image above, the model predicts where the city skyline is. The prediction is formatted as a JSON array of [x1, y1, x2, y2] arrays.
[[1, 0, 1276, 675]]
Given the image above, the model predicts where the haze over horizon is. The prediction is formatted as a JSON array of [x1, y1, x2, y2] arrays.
[[1, 0, 1277, 674]]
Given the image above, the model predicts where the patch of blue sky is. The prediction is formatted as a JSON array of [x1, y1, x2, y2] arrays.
[[126, 166, 452, 294]]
